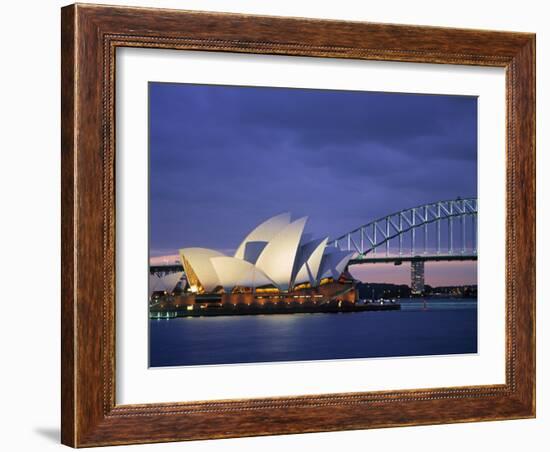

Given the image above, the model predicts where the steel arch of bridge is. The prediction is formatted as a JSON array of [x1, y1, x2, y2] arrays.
[[329, 198, 477, 258]]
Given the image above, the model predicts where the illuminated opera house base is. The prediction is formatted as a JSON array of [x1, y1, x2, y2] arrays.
[[150, 275, 362, 318], [150, 213, 401, 318]]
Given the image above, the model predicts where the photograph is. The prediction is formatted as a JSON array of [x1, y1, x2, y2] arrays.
[[147, 82, 479, 367], [0, 0, 541, 449], [43, 0, 539, 447]]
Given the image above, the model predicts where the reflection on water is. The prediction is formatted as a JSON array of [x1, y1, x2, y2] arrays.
[[149, 298, 477, 367], [400, 299, 478, 311]]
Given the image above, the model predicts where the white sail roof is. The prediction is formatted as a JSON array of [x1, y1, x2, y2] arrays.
[[292, 237, 328, 286], [175, 214, 354, 294], [210, 257, 274, 291], [179, 247, 224, 292], [255, 217, 307, 291], [318, 250, 355, 280], [159, 271, 184, 293], [234, 213, 291, 263], [148, 274, 163, 298]]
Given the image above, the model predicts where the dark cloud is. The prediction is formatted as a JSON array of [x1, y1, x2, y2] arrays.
[[149, 82, 477, 256]]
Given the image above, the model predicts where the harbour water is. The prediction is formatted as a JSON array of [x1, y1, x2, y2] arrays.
[[149, 298, 477, 367]]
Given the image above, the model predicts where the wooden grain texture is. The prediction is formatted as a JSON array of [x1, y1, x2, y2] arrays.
[[60, 5, 76, 447], [60, 3, 536, 447]]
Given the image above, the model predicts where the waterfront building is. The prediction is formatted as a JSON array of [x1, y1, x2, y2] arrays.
[[176, 213, 356, 307], [148, 271, 184, 299]]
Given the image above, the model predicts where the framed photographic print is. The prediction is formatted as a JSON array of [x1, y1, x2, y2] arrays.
[[61, 3, 535, 447]]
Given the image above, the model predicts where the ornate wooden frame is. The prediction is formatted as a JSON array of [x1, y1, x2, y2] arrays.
[[61, 3, 536, 447]]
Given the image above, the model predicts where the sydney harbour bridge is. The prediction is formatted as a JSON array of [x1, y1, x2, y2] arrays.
[[150, 197, 478, 291]]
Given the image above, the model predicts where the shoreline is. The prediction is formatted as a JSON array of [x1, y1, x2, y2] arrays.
[[149, 302, 401, 319]]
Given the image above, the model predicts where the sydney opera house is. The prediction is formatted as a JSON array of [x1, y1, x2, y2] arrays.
[[150, 214, 358, 315]]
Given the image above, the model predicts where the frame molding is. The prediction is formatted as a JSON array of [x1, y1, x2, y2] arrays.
[[61, 3, 535, 447]]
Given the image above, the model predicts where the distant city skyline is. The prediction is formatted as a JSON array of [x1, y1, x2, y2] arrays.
[[149, 82, 477, 286]]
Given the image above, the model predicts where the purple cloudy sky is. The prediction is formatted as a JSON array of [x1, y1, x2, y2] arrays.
[[149, 82, 477, 286]]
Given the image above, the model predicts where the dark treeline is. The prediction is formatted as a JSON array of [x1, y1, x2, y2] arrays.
[[356, 283, 477, 299]]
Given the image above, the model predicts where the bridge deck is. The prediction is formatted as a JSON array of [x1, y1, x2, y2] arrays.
[[349, 254, 477, 265], [150, 254, 477, 274]]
